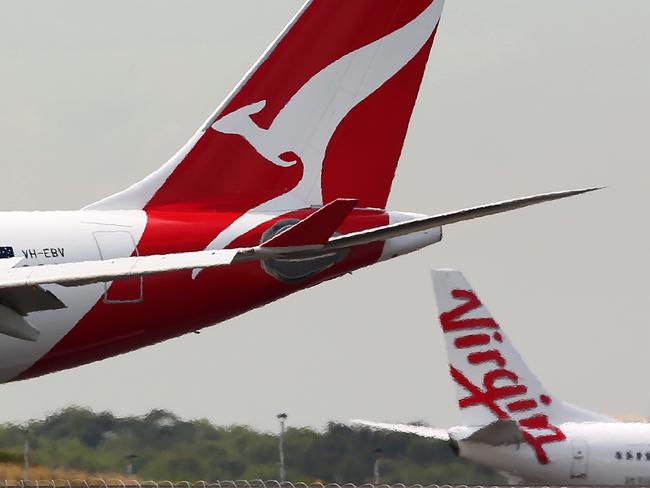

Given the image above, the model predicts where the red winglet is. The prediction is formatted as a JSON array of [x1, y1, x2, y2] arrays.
[[261, 199, 358, 248]]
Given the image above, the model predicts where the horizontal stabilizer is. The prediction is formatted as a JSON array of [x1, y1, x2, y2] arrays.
[[464, 420, 524, 446], [261, 199, 357, 249], [0, 187, 598, 294], [0, 286, 66, 315], [0, 257, 24, 270], [351, 419, 450, 441], [0, 304, 40, 341], [324, 187, 601, 251], [0, 249, 239, 290]]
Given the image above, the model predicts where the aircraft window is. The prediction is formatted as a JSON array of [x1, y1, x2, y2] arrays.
[[616, 452, 622, 460], [638, 452, 643, 461], [646, 452, 650, 461], [627, 451, 634, 460]]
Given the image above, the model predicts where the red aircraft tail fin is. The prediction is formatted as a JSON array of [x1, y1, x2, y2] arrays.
[[86, 0, 445, 213]]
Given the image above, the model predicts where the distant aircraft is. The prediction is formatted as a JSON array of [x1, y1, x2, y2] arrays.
[[0, 0, 595, 383], [355, 270, 650, 486]]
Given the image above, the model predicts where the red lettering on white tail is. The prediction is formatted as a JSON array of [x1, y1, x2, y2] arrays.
[[442, 289, 566, 464], [439, 289, 499, 332]]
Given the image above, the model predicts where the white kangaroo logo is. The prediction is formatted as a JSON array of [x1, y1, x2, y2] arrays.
[[194, 1, 443, 276]]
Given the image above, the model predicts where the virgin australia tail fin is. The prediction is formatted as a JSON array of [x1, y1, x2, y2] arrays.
[[86, 0, 445, 213], [432, 269, 614, 427]]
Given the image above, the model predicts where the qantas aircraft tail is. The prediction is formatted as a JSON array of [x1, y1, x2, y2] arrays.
[[87, 0, 445, 212], [432, 269, 614, 428]]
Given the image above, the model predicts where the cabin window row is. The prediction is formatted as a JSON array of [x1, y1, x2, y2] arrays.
[[615, 451, 650, 461]]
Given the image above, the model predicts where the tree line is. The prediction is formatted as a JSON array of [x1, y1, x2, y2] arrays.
[[0, 407, 501, 484]]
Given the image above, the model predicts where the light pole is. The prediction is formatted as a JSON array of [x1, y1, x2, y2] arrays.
[[125, 454, 138, 478], [373, 448, 383, 484], [23, 435, 29, 482], [277, 413, 288, 482]]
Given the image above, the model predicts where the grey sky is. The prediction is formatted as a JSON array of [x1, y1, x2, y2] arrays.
[[0, 1, 648, 432]]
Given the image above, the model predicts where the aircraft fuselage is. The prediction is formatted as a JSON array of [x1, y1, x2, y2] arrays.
[[0, 209, 440, 382], [459, 422, 650, 486]]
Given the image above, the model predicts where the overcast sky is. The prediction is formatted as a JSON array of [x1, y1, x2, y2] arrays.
[[0, 1, 648, 433]]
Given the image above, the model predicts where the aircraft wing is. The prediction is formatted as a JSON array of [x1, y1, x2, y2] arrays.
[[322, 187, 600, 251], [463, 420, 524, 446], [0, 187, 598, 292], [0, 249, 240, 290], [351, 419, 450, 441], [0, 198, 359, 291]]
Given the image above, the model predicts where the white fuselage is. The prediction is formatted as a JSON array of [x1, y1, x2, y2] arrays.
[[0, 210, 146, 381], [457, 422, 650, 486]]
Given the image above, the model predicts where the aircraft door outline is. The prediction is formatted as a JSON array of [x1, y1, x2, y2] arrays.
[[570, 439, 589, 480]]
